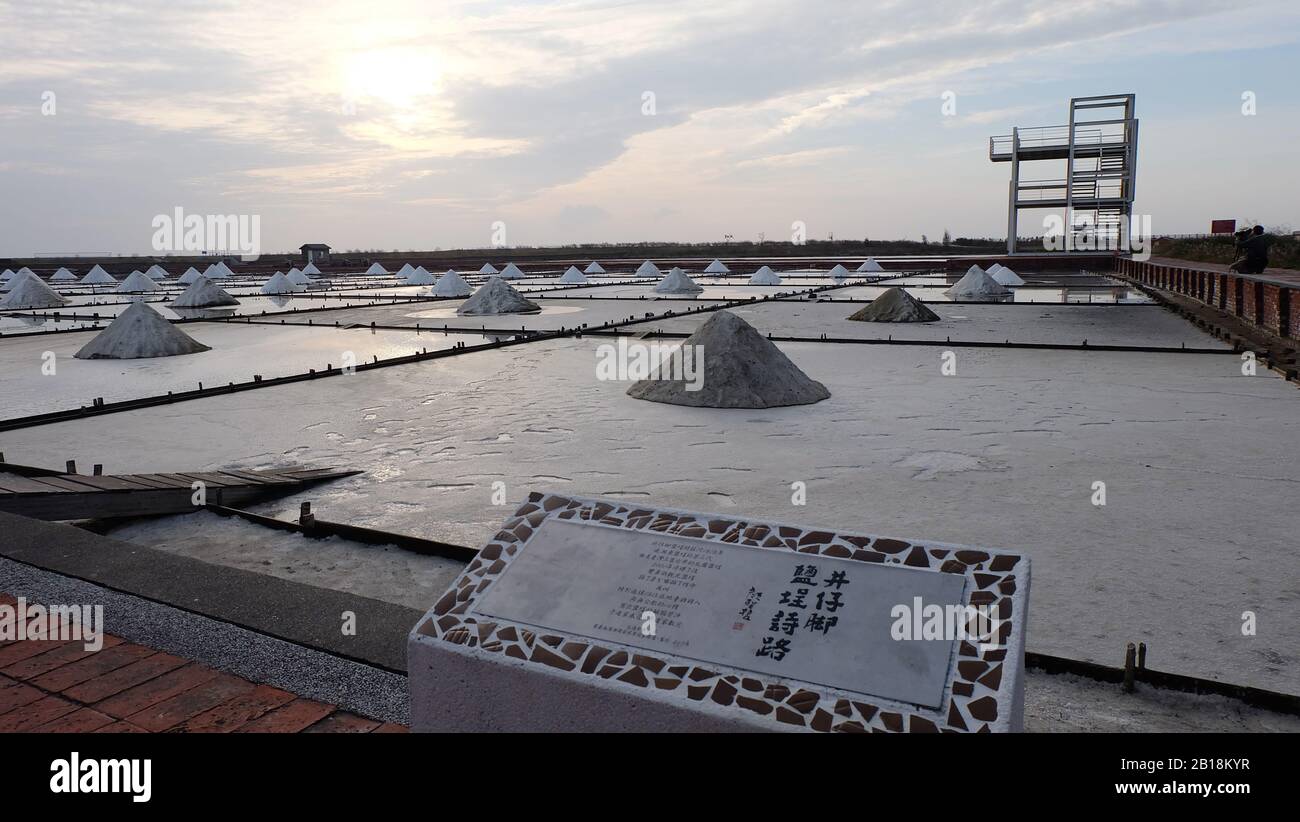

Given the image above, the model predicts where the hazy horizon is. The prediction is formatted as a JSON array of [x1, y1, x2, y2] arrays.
[[2, 0, 1298, 257]]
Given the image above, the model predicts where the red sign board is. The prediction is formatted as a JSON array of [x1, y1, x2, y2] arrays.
[[1211, 219, 1236, 234]]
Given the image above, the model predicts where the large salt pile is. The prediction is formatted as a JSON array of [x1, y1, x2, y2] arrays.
[[286, 267, 314, 286], [396, 263, 416, 280], [0, 273, 69, 309], [260, 272, 302, 294], [635, 260, 661, 278], [585, 261, 605, 274], [457, 276, 540, 315], [82, 265, 116, 285], [990, 264, 1026, 286], [847, 287, 940, 323], [857, 258, 885, 272], [704, 259, 729, 274], [479, 263, 498, 275], [405, 266, 435, 285], [115, 270, 157, 293], [75, 302, 209, 360], [627, 310, 830, 409], [52, 267, 77, 281], [945, 265, 1010, 299], [178, 267, 203, 284], [748, 265, 781, 285], [17, 267, 35, 277], [0, 269, 14, 281], [301, 262, 321, 276], [146, 265, 169, 280], [559, 265, 587, 284], [654, 267, 703, 294], [498, 262, 525, 280], [828, 264, 850, 280], [431, 269, 471, 297], [366, 262, 388, 276], [172, 276, 238, 308]]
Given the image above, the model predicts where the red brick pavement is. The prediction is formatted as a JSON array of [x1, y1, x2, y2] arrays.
[[0, 592, 406, 733]]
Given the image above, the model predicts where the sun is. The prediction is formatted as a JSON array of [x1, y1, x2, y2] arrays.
[[341, 48, 441, 110]]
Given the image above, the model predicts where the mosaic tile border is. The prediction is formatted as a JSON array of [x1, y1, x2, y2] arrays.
[[412, 492, 1029, 732]]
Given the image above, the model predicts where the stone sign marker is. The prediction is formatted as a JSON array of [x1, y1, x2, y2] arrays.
[[409, 493, 1031, 732]]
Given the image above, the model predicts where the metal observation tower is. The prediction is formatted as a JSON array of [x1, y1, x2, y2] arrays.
[[990, 94, 1138, 254]]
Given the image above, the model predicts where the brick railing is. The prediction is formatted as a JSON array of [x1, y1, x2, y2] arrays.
[[1114, 258, 1298, 341]]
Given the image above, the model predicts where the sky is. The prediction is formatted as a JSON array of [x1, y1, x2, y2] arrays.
[[1, 0, 1298, 257]]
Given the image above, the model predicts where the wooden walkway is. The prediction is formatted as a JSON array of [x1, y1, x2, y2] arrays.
[[0, 462, 360, 521]]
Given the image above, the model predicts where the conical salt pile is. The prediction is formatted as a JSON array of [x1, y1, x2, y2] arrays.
[[405, 266, 435, 285], [848, 287, 940, 323], [178, 267, 203, 284], [396, 263, 415, 280], [301, 262, 321, 276], [457, 276, 540, 315], [82, 265, 116, 285], [559, 265, 587, 284], [115, 270, 157, 293], [990, 265, 1025, 286], [172, 276, 239, 308], [286, 268, 313, 286], [498, 262, 525, 280], [146, 265, 169, 280], [627, 310, 830, 409], [431, 269, 471, 297], [748, 265, 781, 285], [584, 261, 605, 274], [654, 267, 703, 294], [17, 267, 35, 277], [74, 302, 209, 360], [52, 267, 77, 281], [635, 260, 661, 278], [704, 259, 729, 274], [366, 262, 388, 276], [479, 263, 498, 275], [945, 265, 1010, 299], [1, 273, 69, 309], [857, 258, 884, 272], [0, 269, 14, 281], [828, 264, 850, 280], [261, 272, 302, 294]]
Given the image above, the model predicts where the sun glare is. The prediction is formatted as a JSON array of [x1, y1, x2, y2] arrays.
[[342, 48, 441, 109]]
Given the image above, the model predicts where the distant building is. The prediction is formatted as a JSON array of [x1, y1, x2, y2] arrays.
[[299, 244, 331, 265]]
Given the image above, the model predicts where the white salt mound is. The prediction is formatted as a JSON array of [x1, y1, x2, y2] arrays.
[[991, 266, 1026, 286], [178, 267, 203, 284], [1, 273, 69, 309], [82, 265, 116, 285], [261, 272, 302, 294], [654, 267, 703, 294], [847, 287, 940, 323], [146, 265, 169, 280], [0, 269, 14, 281], [301, 262, 321, 276], [829, 264, 850, 279], [748, 265, 781, 285], [286, 268, 314, 286], [559, 265, 587, 284], [479, 263, 498, 275], [704, 259, 729, 274], [75, 302, 209, 360], [858, 258, 884, 272], [52, 267, 77, 281], [584, 261, 605, 274], [457, 276, 540, 315], [171, 276, 239, 308], [635, 260, 661, 278], [431, 270, 471, 297], [366, 262, 388, 276], [17, 267, 34, 277], [405, 266, 435, 285], [397, 263, 415, 279], [498, 263, 525, 280], [115, 271, 157, 293], [627, 310, 830, 408], [945, 267, 1011, 299]]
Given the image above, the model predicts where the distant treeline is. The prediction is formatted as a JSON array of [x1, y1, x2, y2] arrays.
[[1153, 235, 1300, 271]]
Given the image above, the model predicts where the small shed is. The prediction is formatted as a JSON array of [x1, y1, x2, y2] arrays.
[[299, 244, 331, 265]]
